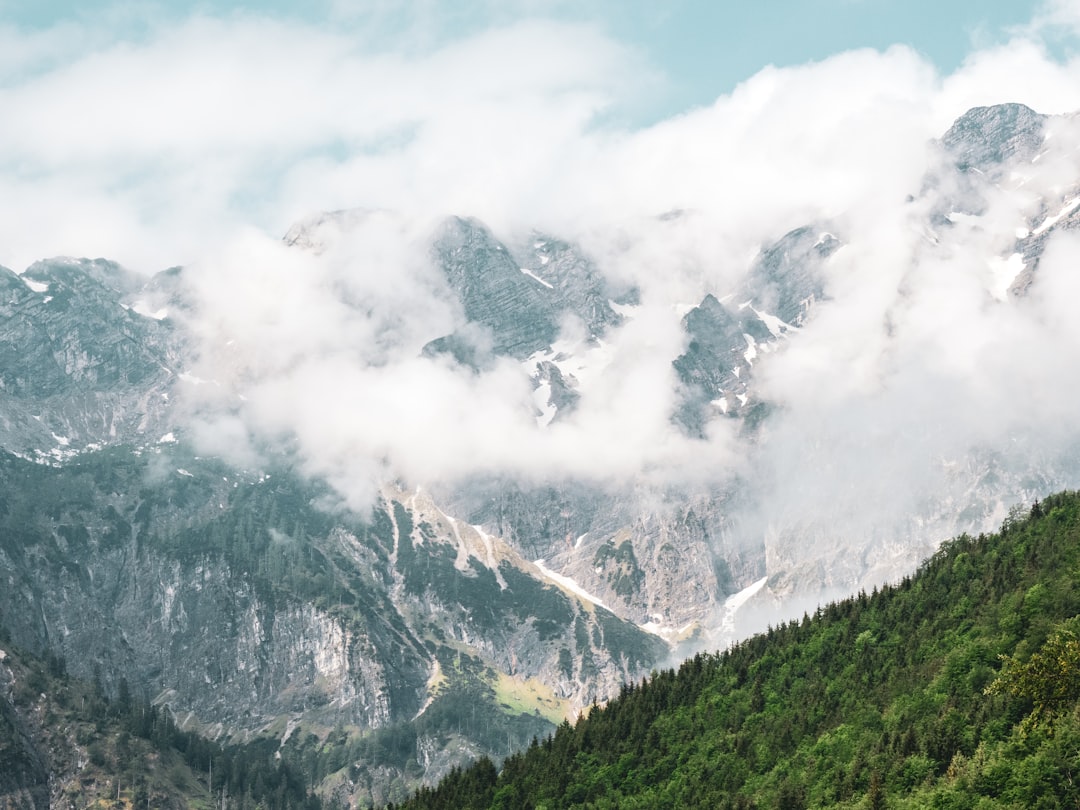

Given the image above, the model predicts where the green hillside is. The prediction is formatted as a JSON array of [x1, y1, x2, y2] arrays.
[[0, 627, 321, 809], [391, 493, 1080, 809]]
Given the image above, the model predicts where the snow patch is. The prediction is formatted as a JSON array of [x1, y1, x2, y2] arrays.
[[130, 300, 169, 320], [159, 432, 177, 444], [638, 620, 669, 637], [946, 211, 981, 226], [471, 523, 506, 588], [725, 576, 768, 613], [1033, 197, 1080, 235], [719, 576, 768, 634], [988, 253, 1026, 301], [743, 334, 758, 365], [525, 337, 615, 390], [751, 306, 791, 337], [608, 300, 639, 318], [638, 615, 696, 642], [21, 277, 48, 293], [520, 267, 553, 289], [533, 559, 608, 609], [533, 381, 557, 427]]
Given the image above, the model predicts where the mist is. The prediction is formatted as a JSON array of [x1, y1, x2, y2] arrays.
[[6, 4, 1080, 598]]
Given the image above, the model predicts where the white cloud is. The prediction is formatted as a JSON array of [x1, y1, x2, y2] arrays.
[[0, 14, 643, 272], [5, 5, 1080, 555]]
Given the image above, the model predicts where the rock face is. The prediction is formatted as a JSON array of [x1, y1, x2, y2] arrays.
[[0, 655, 49, 810], [0, 446, 664, 804], [4, 101, 1080, 804], [425, 218, 628, 369], [0, 259, 180, 459], [672, 225, 839, 433], [430, 217, 561, 360], [515, 232, 626, 340], [941, 103, 1046, 173], [428, 103, 1080, 647], [434, 479, 745, 640]]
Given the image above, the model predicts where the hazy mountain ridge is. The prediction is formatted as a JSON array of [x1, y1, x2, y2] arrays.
[[0, 444, 663, 806], [0, 258, 181, 460], [3, 101, 1080, 805], [391, 492, 1080, 809], [423, 100, 1080, 649]]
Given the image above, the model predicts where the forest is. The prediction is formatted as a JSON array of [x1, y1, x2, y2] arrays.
[[3, 487, 1079, 808], [390, 493, 1080, 809]]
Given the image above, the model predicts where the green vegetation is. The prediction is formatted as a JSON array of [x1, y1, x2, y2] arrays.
[[390, 493, 1080, 809], [0, 445, 668, 804], [0, 633, 321, 809], [593, 540, 645, 598]]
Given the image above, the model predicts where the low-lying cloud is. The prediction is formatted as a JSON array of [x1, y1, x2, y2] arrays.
[[6, 3, 1080, 568]]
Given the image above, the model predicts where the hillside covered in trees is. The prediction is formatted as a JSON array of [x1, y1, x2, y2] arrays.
[[391, 493, 1080, 809], [0, 625, 322, 809]]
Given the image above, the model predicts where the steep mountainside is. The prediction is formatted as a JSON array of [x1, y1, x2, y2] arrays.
[[0, 259, 180, 458], [0, 445, 663, 807], [0, 629, 323, 809], [3, 101, 1080, 807], [392, 493, 1080, 809]]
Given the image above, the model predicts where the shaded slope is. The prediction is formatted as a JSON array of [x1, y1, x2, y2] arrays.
[[0, 627, 321, 810], [392, 493, 1080, 809], [0, 443, 664, 806]]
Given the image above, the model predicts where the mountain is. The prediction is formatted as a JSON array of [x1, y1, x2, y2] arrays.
[[0, 444, 663, 807], [422, 100, 1080, 651], [0, 628, 320, 810], [672, 224, 840, 434], [390, 492, 1080, 809], [3, 101, 1080, 806], [0, 258, 180, 458]]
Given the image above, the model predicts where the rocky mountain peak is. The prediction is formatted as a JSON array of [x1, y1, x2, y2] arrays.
[[941, 102, 1046, 172]]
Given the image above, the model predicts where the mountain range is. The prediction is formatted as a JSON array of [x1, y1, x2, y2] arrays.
[[1, 101, 1079, 807]]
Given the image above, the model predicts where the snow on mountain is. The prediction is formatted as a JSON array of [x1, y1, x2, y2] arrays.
[[5, 105, 1080, 794]]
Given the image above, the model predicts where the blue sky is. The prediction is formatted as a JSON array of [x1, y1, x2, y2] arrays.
[[4, 0, 1080, 538], [1, 0, 1078, 271], [3, 0, 1059, 122], [620, 0, 1050, 118]]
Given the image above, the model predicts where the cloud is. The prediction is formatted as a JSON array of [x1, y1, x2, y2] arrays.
[[0, 13, 645, 272], [175, 213, 728, 507], [1025, 0, 1080, 36], [6, 3, 1080, 580]]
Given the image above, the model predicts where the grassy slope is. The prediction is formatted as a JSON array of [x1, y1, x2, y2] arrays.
[[392, 493, 1080, 809]]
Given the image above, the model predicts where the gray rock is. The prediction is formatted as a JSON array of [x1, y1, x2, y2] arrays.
[[941, 103, 1046, 173]]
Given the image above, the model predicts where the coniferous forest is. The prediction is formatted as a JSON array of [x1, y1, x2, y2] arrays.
[[391, 493, 1080, 809], [0, 628, 323, 809], [3, 492, 1078, 808]]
